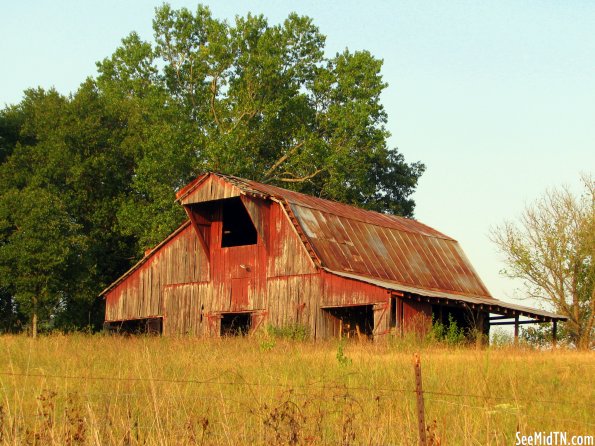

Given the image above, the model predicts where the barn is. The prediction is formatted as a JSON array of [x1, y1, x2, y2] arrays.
[[100, 172, 565, 341]]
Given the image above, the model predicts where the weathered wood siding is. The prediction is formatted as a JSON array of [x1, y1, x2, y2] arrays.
[[105, 189, 325, 336], [320, 270, 388, 307], [267, 202, 316, 277], [180, 175, 241, 205], [105, 224, 208, 322], [402, 300, 432, 333], [315, 271, 390, 339], [266, 274, 321, 334], [162, 283, 209, 336]]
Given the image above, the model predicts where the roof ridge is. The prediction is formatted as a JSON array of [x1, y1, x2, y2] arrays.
[[214, 172, 454, 241]]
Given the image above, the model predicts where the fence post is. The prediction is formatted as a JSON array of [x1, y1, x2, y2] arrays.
[[413, 353, 427, 446]]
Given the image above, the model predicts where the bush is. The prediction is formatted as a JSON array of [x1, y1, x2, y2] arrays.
[[427, 314, 466, 346], [265, 324, 310, 341]]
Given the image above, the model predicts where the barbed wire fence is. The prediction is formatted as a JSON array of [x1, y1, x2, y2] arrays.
[[0, 355, 593, 445]]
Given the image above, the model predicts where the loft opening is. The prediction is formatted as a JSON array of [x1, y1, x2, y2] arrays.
[[323, 305, 374, 339], [221, 197, 257, 247], [220, 312, 252, 336]]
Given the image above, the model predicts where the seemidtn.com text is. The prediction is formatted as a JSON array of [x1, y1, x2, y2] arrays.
[[516, 432, 594, 445]]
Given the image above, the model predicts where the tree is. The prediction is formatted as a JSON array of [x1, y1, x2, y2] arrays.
[[0, 4, 426, 332], [0, 188, 86, 336], [491, 176, 595, 348], [0, 86, 139, 331], [97, 4, 425, 230]]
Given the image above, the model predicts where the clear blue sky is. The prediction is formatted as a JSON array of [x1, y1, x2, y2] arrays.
[[2, 1, 594, 308]]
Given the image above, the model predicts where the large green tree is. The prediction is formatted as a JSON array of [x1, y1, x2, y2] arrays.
[[0, 4, 425, 332], [0, 188, 86, 336], [96, 5, 424, 230], [0, 86, 139, 331]]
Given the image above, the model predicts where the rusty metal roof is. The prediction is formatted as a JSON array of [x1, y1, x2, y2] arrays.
[[212, 173, 493, 299], [218, 174, 451, 239]]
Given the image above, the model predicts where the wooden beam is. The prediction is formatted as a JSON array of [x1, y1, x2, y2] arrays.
[[552, 320, 558, 348], [185, 207, 210, 255], [490, 320, 540, 326], [514, 315, 519, 345], [489, 315, 513, 321]]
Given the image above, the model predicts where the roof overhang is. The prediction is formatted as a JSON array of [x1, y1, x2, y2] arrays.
[[323, 268, 567, 323]]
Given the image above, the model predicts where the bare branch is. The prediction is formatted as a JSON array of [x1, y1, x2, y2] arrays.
[[277, 169, 323, 183], [263, 141, 305, 178], [490, 177, 595, 348], [210, 74, 221, 128]]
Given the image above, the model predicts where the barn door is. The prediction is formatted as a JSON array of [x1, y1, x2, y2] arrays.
[[230, 277, 252, 311], [373, 301, 390, 338]]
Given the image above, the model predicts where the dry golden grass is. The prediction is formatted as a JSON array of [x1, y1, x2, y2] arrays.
[[0, 333, 593, 445]]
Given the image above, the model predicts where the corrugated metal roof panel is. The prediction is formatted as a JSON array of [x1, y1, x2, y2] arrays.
[[290, 203, 492, 298]]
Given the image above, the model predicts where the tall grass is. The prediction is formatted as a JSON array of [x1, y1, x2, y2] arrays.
[[0, 334, 593, 445]]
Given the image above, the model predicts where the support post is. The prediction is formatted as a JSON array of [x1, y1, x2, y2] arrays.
[[476, 312, 485, 348], [514, 315, 519, 345], [413, 353, 427, 446], [398, 298, 404, 337], [552, 320, 558, 348]]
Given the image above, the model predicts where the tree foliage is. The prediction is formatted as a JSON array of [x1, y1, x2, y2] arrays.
[[0, 4, 424, 333], [97, 4, 424, 221], [491, 176, 595, 348], [0, 188, 86, 336]]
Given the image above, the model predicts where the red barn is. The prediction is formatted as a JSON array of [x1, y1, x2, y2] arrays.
[[100, 172, 565, 340]]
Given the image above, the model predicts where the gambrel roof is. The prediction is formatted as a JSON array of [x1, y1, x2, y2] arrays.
[[104, 172, 566, 322]]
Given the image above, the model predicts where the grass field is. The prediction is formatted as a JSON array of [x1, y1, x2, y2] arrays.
[[0, 334, 593, 445]]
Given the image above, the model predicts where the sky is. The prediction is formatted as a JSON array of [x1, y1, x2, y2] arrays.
[[1, 0, 594, 310]]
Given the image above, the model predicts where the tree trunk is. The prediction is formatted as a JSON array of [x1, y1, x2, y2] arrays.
[[31, 312, 37, 338], [578, 331, 592, 350], [31, 296, 38, 338]]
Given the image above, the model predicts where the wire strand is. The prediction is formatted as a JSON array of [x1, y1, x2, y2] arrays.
[[1, 370, 592, 408]]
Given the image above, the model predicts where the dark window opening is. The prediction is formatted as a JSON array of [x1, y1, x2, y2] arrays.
[[431, 305, 467, 327], [389, 297, 397, 328], [220, 312, 251, 336], [105, 318, 162, 335], [325, 305, 374, 339], [221, 198, 257, 247]]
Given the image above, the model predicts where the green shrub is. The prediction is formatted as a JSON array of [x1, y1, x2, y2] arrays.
[[265, 324, 310, 341], [427, 314, 466, 346], [490, 329, 514, 347], [336, 338, 352, 366]]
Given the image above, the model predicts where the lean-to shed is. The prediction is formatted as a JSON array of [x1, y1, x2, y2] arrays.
[[100, 172, 566, 340]]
